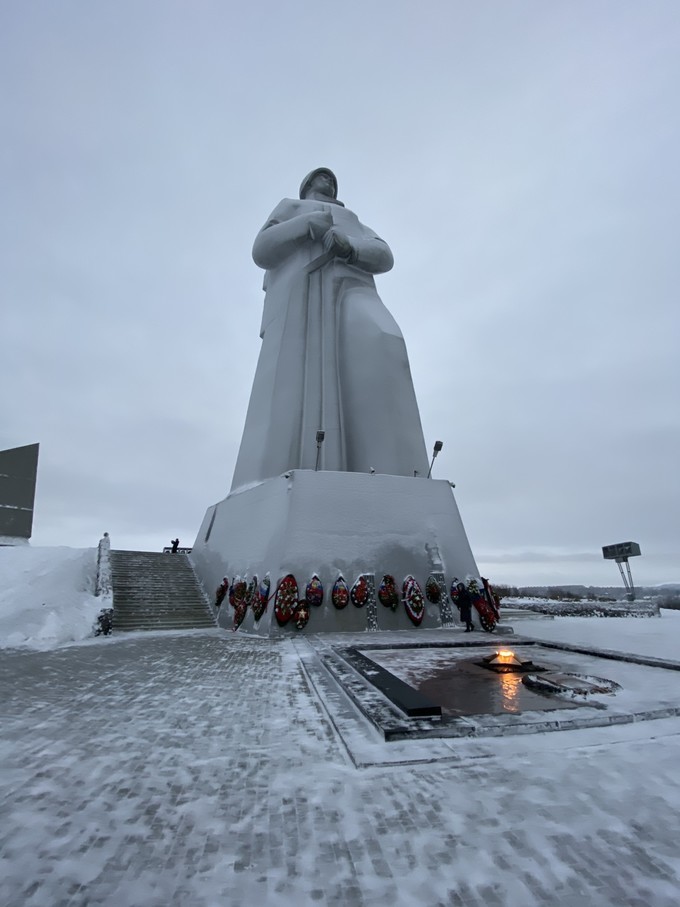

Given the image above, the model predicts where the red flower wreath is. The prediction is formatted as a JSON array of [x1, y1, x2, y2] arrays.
[[378, 575, 399, 611], [351, 575, 369, 608], [292, 602, 310, 630], [305, 574, 324, 607], [403, 575, 425, 627], [231, 578, 248, 630], [332, 576, 350, 610], [275, 574, 298, 626], [252, 575, 270, 622], [425, 575, 441, 604]]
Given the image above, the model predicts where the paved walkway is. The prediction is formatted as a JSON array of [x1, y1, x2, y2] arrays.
[[2, 631, 680, 906]]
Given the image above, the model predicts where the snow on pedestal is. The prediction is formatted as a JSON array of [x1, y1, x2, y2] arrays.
[[190, 469, 479, 636]]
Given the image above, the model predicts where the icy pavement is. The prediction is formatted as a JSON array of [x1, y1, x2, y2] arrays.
[[3, 623, 680, 906]]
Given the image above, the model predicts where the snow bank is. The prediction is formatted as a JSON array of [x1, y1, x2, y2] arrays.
[[0, 546, 101, 650]]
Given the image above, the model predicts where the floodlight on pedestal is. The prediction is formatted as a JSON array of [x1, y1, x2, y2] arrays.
[[315, 430, 325, 471], [427, 440, 444, 479]]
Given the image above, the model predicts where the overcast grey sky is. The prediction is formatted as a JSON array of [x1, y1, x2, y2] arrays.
[[2, 1, 678, 587]]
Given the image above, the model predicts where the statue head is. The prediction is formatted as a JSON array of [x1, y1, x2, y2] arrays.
[[299, 168, 338, 200]]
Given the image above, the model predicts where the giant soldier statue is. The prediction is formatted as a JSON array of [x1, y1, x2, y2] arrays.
[[191, 168, 480, 636], [231, 168, 430, 488]]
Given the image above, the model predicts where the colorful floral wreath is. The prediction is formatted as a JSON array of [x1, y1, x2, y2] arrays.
[[468, 577, 497, 633], [425, 575, 441, 603], [292, 601, 310, 630], [306, 574, 324, 607], [246, 576, 258, 610], [378, 574, 399, 611], [403, 575, 425, 626], [231, 578, 248, 630], [252, 574, 270, 622], [350, 575, 369, 608], [275, 574, 298, 626], [332, 576, 349, 610], [229, 576, 248, 630]]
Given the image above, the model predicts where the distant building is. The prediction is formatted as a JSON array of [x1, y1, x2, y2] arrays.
[[0, 443, 39, 545]]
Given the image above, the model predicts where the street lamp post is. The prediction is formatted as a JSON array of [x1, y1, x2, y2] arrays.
[[427, 440, 444, 479], [315, 430, 325, 471]]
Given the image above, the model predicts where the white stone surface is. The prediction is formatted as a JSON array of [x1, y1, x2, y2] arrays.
[[191, 469, 479, 635], [231, 178, 430, 490]]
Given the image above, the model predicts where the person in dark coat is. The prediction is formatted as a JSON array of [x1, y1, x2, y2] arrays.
[[170, 538, 180, 553], [215, 577, 229, 610], [456, 582, 475, 632]]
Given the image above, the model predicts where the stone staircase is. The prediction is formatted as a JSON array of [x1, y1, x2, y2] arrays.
[[110, 550, 216, 632]]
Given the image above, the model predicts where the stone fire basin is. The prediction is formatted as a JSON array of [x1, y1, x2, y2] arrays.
[[319, 638, 680, 741]]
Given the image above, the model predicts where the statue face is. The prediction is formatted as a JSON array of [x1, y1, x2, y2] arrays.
[[308, 171, 336, 197]]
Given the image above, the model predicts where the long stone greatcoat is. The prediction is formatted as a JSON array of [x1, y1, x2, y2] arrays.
[[230, 195, 430, 491]]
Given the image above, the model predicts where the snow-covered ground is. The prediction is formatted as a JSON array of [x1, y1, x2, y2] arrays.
[[3, 547, 680, 906], [512, 611, 680, 660], [0, 545, 102, 649]]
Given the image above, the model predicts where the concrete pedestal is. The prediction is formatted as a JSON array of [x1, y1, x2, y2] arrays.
[[190, 470, 480, 636]]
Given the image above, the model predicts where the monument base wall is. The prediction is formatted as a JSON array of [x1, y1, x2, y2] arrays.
[[190, 470, 480, 636]]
